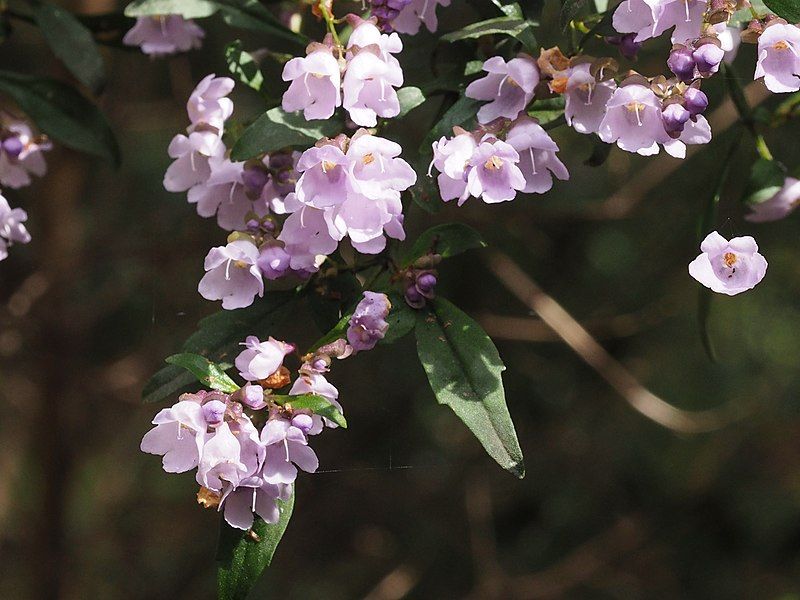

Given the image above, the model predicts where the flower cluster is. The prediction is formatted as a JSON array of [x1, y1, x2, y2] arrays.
[[142, 293, 390, 528], [430, 115, 568, 204], [282, 17, 404, 127], [123, 15, 205, 56]]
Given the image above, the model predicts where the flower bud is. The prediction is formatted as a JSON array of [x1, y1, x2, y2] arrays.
[[235, 384, 267, 410], [291, 413, 314, 433], [404, 284, 425, 309], [667, 46, 696, 82], [415, 272, 437, 297], [683, 87, 709, 116], [618, 33, 642, 60], [662, 103, 691, 138], [202, 399, 227, 425], [257, 244, 291, 280], [2, 136, 23, 159], [242, 166, 269, 192], [692, 42, 724, 76]]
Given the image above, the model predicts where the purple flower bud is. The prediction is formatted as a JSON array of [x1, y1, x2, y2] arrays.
[[202, 399, 227, 425], [291, 413, 314, 433], [404, 284, 425, 309], [692, 43, 724, 76], [415, 272, 437, 297], [242, 166, 269, 192], [240, 384, 267, 410], [311, 358, 328, 372], [347, 291, 391, 352], [662, 103, 691, 137], [683, 87, 709, 116], [2, 136, 23, 159], [667, 47, 696, 82], [257, 245, 291, 280]]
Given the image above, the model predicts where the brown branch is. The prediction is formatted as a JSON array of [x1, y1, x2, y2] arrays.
[[485, 251, 752, 434], [363, 564, 420, 600]]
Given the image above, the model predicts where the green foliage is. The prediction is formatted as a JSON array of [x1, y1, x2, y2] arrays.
[[381, 295, 416, 344], [762, 0, 800, 22], [419, 96, 480, 155], [0, 71, 119, 164], [164, 353, 239, 393], [744, 158, 787, 205], [142, 293, 296, 403], [396, 87, 426, 118], [225, 40, 264, 91], [31, 1, 106, 93], [231, 107, 342, 161], [217, 493, 295, 600], [271, 394, 347, 428], [125, 0, 218, 18], [213, 0, 306, 45], [415, 298, 524, 478], [403, 223, 486, 266], [441, 15, 536, 50], [307, 270, 361, 333], [559, 0, 591, 29]]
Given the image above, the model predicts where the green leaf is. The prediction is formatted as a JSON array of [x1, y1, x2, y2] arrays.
[[231, 107, 342, 161], [744, 157, 787, 205], [559, 0, 590, 29], [213, 0, 306, 46], [31, 1, 105, 93], [308, 312, 351, 353], [381, 295, 416, 344], [397, 87, 426, 118], [441, 16, 534, 45], [0, 71, 119, 164], [307, 270, 361, 333], [225, 40, 264, 91], [271, 393, 347, 428], [415, 298, 524, 478], [217, 493, 295, 600], [164, 353, 239, 392], [419, 95, 480, 155], [142, 292, 296, 403], [763, 0, 800, 21], [124, 0, 218, 19], [403, 222, 486, 266]]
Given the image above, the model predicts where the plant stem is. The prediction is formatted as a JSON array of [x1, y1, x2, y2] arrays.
[[318, 1, 342, 50]]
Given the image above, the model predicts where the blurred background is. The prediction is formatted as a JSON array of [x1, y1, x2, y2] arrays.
[[3, 0, 800, 598]]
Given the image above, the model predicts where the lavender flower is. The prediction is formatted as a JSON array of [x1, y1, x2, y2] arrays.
[[689, 231, 768, 295], [277, 203, 339, 271], [430, 132, 477, 205], [650, 0, 706, 44], [466, 138, 526, 203], [745, 177, 800, 222], [140, 399, 208, 473], [289, 365, 343, 432], [187, 75, 235, 131], [198, 240, 264, 309], [0, 121, 51, 189], [260, 418, 319, 485], [235, 336, 294, 382], [163, 132, 225, 192], [392, 0, 451, 34], [505, 116, 569, 194], [692, 42, 725, 77], [123, 15, 204, 56], [257, 244, 292, 280], [755, 23, 800, 93], [282, 46, 342, 120], [612, 0, 655, 43], [465, 55, 540, 124], [0, 193, 31, 261], [564, 64, 617, 135], [220, 481, 291, 530], [598, 83, 669, 156], [347, 291, 391, 352]]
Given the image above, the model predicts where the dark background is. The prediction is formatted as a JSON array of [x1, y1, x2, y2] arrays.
[[3, 0, 800, 598]]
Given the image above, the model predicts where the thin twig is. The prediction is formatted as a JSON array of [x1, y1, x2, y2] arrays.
[[486, 251, 752, 434]]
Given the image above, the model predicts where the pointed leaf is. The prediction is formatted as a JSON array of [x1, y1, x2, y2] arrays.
[[217, 493, 295, 600], [231, 107, 342, 160], [271, 394, 347, 428], [225, 40, 264, 91], [125, 0, 218, 18], [415, 298, 524, 478], [213, 0, 307, 46], [403, 222, 486, 266], [165, 353, 239, 392], [763, 0, 800, 21], [397, 86, 426, 118]]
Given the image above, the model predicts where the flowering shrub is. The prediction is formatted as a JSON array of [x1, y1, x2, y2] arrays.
[[3, 0, 800, 595]]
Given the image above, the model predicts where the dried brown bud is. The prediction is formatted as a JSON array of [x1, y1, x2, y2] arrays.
[[197, 486, 221, 509], [260, 365, 292, 389], [537, 47, 571, 77]]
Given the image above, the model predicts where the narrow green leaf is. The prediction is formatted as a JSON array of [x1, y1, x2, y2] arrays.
[[763, 0, 800, 21], [217, 493, 295, 600], [415, 298, 524, 478], [441, 16, 532, 43], [165, 353, 239, 392], [0, 71, 119, 164], [271, 394, 347, 428], [142, 292, 296, 403], [32, 1, 105, 93], [125, 0, 218, 19], [403, 222, 486, 266], [397, 87, 426, 118], [308, 312, 351, 353], [231, 107, 342, 160], [225, 40, 264, 91], [213, 0, 307, 46], [419, 95, 480, 155]]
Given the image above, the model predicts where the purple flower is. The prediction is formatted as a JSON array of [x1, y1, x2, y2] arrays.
[[661, 102, 691, 136], [688, 231, 768, 295], [683, 87, 708, 116], [347, 291, 391, 352], [755, 23, 800, 93], [342, 49, 403, 126], [430, 132, 477, 204], [612, 0, 655, 42], [257, 244, 292, 279], [650, 0, 705, 44], [260, 418, 319, 484], [662, 114, 711, 158], [198, 240, 264, 309], [196, 421, 249, 491], [693, 42, 725, 77], [392, 0, 451, 34], [564, 64, 616, 135], [220, 481, 291, 530], [505, 116, 569, 194], [282, 47, 342, 120], [324, 191, 404, 254], [0, 194, 31, 261], [123, 15, 204, 56], [0, 122, 51, 189], [187, 74, 235, 130], [667, 46, 696, 82], [716, 23, 741, 64], [163, 132, 225, 193], [277, 204, 339, 271], [745, 177, 800, 222], [346, 131, 416, 200], [598, 83, 669, 156], [295, 144, 351, 209], [466, 138, 526, 203], [235, 336, 293, 381], [465, 55, 540, 124], [289, 366, 343, 432], [140, 399, 208, 473]]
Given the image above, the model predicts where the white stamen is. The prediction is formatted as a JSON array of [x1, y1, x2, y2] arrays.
[[684, 0, 690, 22], [529, 148, 537, 175], [225, 258, 233, 281], [303, 72, 312, 96], [497, 75, 509, 97]]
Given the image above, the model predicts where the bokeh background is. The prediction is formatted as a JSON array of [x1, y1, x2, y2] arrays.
[[3, 0, 800, 598]]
